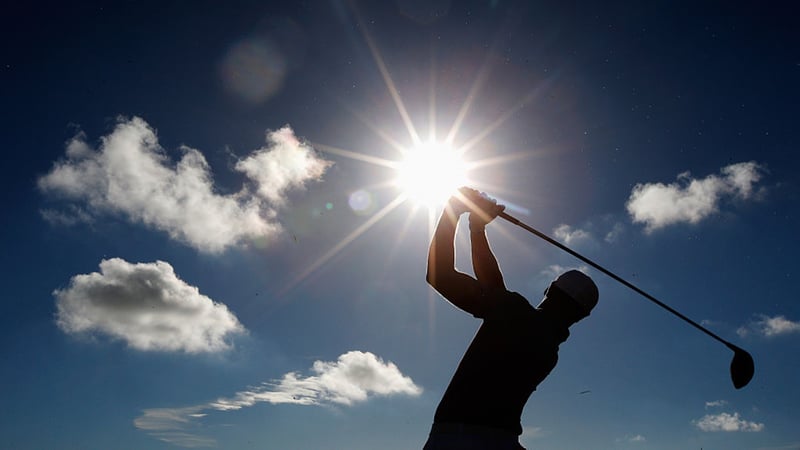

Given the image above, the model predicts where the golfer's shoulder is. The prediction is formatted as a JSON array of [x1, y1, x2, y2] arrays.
[[497, 288, 532, 304], [482, 288, 534, 316]]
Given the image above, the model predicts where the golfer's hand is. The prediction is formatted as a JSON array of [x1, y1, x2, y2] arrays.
[[468, 192, 505, 231], [446, 187, 475, 216], [448, 187, 505, 225]]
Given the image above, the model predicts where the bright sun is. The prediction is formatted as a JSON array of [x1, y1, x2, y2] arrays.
[[394, 140, 468, 206]]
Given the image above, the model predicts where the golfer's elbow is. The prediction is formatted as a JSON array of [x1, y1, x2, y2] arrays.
[[425, 268, 437, 288], [426, 267, 458, 293], [425, 266, 447, 289], [425, 253, 439, 287]]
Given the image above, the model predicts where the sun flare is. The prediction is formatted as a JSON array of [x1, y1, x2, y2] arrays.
[[394, 141, 468, 206]]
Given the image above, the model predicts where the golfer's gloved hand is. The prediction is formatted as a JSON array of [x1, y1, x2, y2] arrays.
[[446, 187, 473, 215], [447, 187, 505, 230], [468, 193, 505, 232]]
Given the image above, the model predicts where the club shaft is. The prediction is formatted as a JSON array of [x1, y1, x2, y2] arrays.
[[498, 212, 734, 349]]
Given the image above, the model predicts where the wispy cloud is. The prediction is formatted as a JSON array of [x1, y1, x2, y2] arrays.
[[737, 314, 800, 338], [553, 224, 592, 246], [541, 264, 591, 280], [134, 406, 209, 431], [521, 426, 545, 439], [693, 412, 764, 432], [134, 406, 216, 448], [135, 351, 421, 447], [55, 258, 245, 353], [551, 216, 626, 246], [38, 116, 331, 253], [616, 434, 646, 443], [626, 161, 765, 232], [705, 400, 728, 409], [519, 425, 546, 447], [40, 205, 94, 226], [604, 221, 625, 243]]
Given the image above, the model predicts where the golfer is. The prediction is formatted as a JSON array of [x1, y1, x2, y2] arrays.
[[423, 187, 599, 450]]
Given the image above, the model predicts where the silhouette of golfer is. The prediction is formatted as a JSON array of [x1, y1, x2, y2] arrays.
[[424, 187, 599, 450]]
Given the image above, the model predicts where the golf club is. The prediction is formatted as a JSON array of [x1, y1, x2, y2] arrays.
[[498, 211, 755, 389]]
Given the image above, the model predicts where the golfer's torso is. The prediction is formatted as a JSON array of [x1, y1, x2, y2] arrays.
[[434, 293, 566, 435]]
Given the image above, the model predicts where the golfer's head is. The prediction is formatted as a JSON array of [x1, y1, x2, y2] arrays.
[[539, 270, 599, 321]]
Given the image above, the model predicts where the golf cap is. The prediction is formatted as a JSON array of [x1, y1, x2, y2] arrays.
[[550, 270, 599, 314]]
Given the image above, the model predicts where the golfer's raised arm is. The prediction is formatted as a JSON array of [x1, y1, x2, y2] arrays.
[[469, 208, 506, 291], [426, 200, 483, 315]]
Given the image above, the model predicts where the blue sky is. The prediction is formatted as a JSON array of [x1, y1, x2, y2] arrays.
[[2, 1, 799, 449]]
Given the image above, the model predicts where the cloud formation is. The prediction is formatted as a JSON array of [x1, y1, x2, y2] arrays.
[[626, 161, 764, 232], [705, 400, 729, 409], [55, 258, 245, 353], [38, 117, 331, 253], [694, 412, 764, 432], [135, 351, 421, 447], [616, 434, 646, 443], [552, 224, 591, 246], [211, 350, 422, 409], [604, 222, 625, 243], [234, 126, 330, 205], [737, 315, 800, 338], [541, 264, 590, 281]]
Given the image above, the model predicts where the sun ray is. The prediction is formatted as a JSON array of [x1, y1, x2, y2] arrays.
[[455, 81, 553, 157], [444, 52, 494, 147], [464, 151, 537, 171], [429, 46, 437, 142], [278, 194, 408, 296], [329, 95, 409, 157], [469, 180, 517, 199], [353, 6, 421, 146], [382, 203, 424, 266], [427, 206, 438, 238], [312, 142, 399, 169]]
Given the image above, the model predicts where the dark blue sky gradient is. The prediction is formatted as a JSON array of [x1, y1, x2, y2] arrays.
[[2, 1, 798, 449]]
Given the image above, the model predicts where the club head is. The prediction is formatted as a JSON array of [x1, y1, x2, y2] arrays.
[[729, 345, 755, 389]]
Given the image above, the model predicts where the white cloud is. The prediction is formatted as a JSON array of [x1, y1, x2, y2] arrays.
[[234, 126, 331, 205], [521, 426, 545, 439], [40, 205, 94, 226], [705, 400, 728, 409], [55, 258, 245, 353], [616, 434, 646, 443], [541, 264, 591, 281], [210, 350, 422, 409], [626, 161, 765, 232], [737, 315, 800, 338], [135, 351, 421, 447], [551, 218, 625, 245], [38, 117, 331, 253], [520, 425, 546, 447], [604, 221, 625, 243], [694, 412, 764, 432], [553, 224, 592, 246], [134, 406, 208, 432]]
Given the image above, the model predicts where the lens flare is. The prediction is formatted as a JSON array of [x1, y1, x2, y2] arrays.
[[348, 189, 374, 214]]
